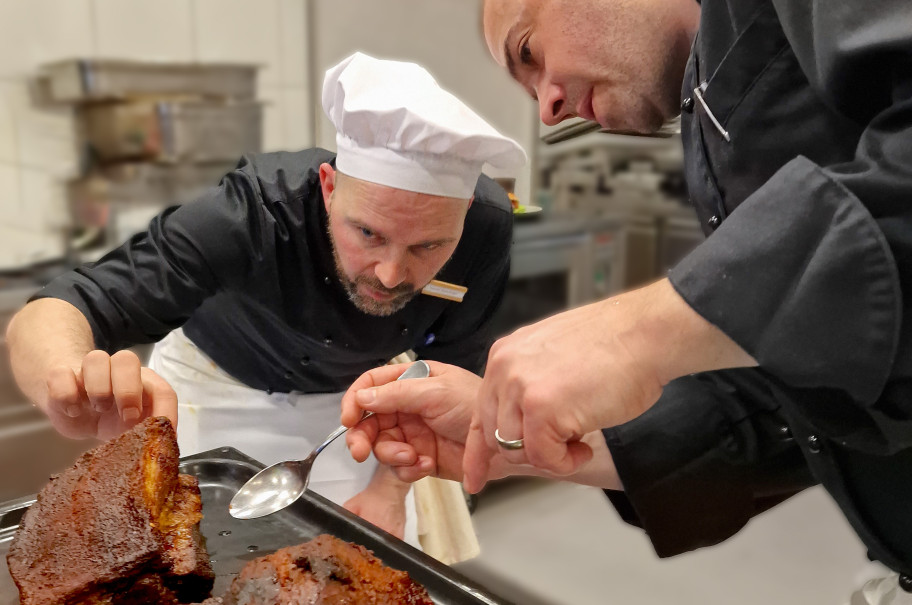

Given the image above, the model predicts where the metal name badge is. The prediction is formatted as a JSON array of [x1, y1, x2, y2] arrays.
[[421, 280, 467, 302]]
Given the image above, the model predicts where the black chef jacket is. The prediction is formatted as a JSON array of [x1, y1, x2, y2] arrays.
[[34, 148, 513, 393], [603, 0, 912, 575]]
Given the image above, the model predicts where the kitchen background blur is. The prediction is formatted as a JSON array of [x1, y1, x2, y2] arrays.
[[0, 1, 886, 603]]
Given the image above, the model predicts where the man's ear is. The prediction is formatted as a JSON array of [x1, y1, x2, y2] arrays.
[[319, 163, 336, 212]]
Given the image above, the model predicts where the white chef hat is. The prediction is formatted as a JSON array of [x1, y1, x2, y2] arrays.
[[322, 52, 527, 199]]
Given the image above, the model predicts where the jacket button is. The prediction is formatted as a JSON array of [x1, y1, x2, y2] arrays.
[[284, 371, 293, 380], [324, 276, 332, 285], [707, 215, 721, 228], [807, 435, 822, 454], [899, 574, 912, 593], [300, 356, 310, 366], [323, 337, 333, 346], [401, 327, 409, 336], [266, 388, 274, 395], [778, 425, 793, 442], [681, 97, 694, 113]]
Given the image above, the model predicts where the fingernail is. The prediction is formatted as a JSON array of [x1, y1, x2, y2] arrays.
[[356, 389, 376, 405], [394, 451, 412, 464], [122, 408, 141, 422], [66, 405, 82, 418]]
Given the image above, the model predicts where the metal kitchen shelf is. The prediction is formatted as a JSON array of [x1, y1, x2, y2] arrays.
[[40, 59, 259, 103]]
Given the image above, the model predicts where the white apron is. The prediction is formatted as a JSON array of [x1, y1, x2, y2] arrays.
[[850, 574, 912, 605], [148, 328, 419, 547]]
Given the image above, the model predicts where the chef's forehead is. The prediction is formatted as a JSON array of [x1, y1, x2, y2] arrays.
[[335, 170, 469, 204]]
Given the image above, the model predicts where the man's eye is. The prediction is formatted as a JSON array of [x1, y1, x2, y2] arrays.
[[520, 40, 533, 65], [421, 243, 441, 251], [360, 227, 375, 238]]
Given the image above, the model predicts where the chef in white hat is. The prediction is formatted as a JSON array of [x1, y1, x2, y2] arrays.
[[8, 52, 526, 549]]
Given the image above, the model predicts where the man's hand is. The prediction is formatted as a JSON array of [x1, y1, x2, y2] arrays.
[[342, 361, 627, 490], [343, 466, 410, 539], [7, 298, 179, 441], [462, 278, 757, 494], [45, 349, 178, 440], [342, 361, 491, 483]]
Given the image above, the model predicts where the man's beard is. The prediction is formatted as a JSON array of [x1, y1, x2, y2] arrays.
[[326, 224, 419, 316]]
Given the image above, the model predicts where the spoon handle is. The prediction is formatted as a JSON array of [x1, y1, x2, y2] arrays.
[[312, 412, 375, 456], [310, 361, 426, 458]]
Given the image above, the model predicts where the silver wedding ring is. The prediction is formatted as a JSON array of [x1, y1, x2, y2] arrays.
[[494, 428, 524, 450]]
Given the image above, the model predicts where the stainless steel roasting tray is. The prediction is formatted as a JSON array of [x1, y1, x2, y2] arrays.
[[0, 447, 510, 605]]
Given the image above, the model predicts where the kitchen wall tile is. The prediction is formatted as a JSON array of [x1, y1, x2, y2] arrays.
[[0, 226, 65, 271], [0, 82, 18, 164], [0, 227, 27, 270], [278, 0, 308, 87], [0, 0, 95, 79], [258, 87, 283, 152], [193, 0, 280, 87], [93, 0, 195, 62], [281, 88, 312, 151], [0, 162, 21, 226], [17, 168, 68, 232], [0, 227, 18, 270], [6, 81, 79, 179]]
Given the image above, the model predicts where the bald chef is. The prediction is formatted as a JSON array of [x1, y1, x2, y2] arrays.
[[6, 52, 527, 545]]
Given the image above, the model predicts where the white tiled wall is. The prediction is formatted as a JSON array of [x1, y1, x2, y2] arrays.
[[0, 0, 313, 271], [93, 0, 196, 62]]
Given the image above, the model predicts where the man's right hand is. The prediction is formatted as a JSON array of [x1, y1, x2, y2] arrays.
[[341, 361, 486, 483], [45, 349, 177, 440]]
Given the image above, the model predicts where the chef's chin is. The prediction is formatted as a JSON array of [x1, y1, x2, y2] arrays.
[[347, 286, 416, 317], [595, 96, 670, 135], [598, 110, 671, 137]]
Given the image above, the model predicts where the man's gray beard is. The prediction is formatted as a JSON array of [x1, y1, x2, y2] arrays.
[[326, 222, 418, 316], [341, 278, 417, 316]]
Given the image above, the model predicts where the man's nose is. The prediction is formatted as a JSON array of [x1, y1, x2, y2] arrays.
[[374, 254, 408, 289], [537, 79, 572, 126]]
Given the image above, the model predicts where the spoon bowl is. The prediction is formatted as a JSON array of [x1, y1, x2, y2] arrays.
[[229, 360, 430, 520]]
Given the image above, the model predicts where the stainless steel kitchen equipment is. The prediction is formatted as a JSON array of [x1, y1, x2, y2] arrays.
[[78, 100, 263, 163], [540, 115, 681, 145], [69, 162, 236, 234], [489, 217, 595, 339], [489, 205, 701, 340], [48, 57, 265, 256], [0, 447, 511, 605], [40, 59, 259, 103]]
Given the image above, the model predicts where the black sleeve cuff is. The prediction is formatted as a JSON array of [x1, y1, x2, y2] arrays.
[[669, 156, 900, 405], [601, 370, 816, 558]]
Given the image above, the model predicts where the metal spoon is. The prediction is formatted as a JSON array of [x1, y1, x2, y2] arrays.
[[229, 360, 430, 520]]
